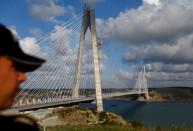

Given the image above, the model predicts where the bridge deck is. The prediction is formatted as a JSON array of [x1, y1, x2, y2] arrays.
[[13, 97, 95, 111]]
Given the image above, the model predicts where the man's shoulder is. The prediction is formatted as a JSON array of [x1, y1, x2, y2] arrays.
[[0, 114, 39, 131]]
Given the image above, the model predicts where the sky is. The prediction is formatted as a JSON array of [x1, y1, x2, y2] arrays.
[[1, 0, 193, 88]]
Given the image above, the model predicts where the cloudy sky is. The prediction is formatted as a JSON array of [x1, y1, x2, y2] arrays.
[[1, 0, 193, 88]]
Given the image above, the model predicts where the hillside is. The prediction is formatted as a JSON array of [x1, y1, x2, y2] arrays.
[[149, 87, 193, 101]]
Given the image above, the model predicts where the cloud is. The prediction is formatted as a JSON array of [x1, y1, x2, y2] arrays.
[[48, 24, 81, 56], [122, 32, 193, 65], [30, 28, 43, 37], [28, 0, 76, 23], [98, 0, 193, 44], [8, 26, 40, 55], [19, 37, 40, 54], [97, 0, 193, 72], [93, 0, 193, 87], [8, 26, 18, 37], [148, 71, 193, 82], [49, 25, 73, 42], [149, 63, 193, 73], [64, 5, 76, 18], [143, 0, 161, 6], [117, 69, 135, 80]]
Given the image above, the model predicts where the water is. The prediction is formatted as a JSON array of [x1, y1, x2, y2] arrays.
[[80, 99, 193, 127]]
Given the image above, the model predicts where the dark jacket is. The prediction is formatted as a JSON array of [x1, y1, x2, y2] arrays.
[[0, 114, 39, 131]]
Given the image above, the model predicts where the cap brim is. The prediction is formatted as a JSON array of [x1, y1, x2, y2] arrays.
[[6, 53, 46, 72]]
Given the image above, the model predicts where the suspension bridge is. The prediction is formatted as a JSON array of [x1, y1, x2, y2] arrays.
[[12, 1, 149, 112]]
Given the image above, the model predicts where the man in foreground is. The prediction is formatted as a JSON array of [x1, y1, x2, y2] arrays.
[[0, 24, 45, 130]]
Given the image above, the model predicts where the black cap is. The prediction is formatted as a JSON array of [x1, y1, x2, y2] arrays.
[[0, 24, 45, 72]]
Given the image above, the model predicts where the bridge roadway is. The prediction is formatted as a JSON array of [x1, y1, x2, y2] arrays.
[[12, 90, 147, 111], [13, 97, 95, 111], [103, 91, 147, 98]]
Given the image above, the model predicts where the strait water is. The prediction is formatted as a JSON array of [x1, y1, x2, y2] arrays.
[[80, 99, 193, 127]]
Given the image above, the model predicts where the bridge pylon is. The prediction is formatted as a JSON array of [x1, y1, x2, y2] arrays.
[[72, 1, 104, 112], [142, 65, 149, 100], [134, 65, 149, 100]]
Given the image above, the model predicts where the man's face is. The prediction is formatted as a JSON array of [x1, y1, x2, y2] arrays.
[[0, 56, 27, 109]]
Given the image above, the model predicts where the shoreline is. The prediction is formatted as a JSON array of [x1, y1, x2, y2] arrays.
[[105, 98, 193, 103]]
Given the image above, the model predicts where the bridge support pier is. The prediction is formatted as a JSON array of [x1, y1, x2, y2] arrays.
[[145, 92, 149, 100], [26, 99, 30, 105], [19, 100, 23, 106], [32, 99, 36, 104]]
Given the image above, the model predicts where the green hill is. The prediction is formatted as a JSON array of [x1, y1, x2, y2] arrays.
[[149, 87, 193, 101]]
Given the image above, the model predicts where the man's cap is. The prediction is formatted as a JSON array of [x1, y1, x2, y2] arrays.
[[0, 24, 45, 72]]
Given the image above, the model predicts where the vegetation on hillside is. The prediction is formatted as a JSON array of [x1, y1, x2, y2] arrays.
[[149, 87, 193, 100], [40, 124, 193, 131]]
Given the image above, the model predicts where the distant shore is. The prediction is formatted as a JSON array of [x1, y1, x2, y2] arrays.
[[108, 87, 193, 102]]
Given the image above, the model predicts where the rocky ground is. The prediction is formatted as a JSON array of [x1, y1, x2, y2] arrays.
[[34, 106, 149, 131], [37, 106, 130, 127]]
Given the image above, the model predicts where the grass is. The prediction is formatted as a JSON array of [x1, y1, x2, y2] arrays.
[[40, 125, 145, 131], [40, 124, 193, 131]]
